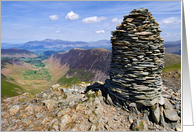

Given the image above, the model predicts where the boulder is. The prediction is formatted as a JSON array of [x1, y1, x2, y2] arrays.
[[42, 100, 58, 110], [60, 114, 72, 131], [51, 84, 60, 90], [151, 103, 160, 124], [163, 98, 180, 121], [9, 105, 20, 115]]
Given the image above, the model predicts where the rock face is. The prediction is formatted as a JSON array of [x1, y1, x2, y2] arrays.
[[105, 8, 165, 107]]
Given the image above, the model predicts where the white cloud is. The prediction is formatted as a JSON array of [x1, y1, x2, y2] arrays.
[[159, 17, 181, 26], [65, 11, 80, 21], [163, 32, 181, 37], [55, 31, 60, 33], [49, 15, 59, 20], [111, 18, 122, 24], [161, 32, 181, 41], [95, 30, 105, 34], [107, 27, 111, 30], [82, 16, 107, 24]]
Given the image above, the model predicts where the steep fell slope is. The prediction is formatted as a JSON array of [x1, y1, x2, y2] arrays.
[[1, 59, 52, 95], [44, 48, 111, 84]]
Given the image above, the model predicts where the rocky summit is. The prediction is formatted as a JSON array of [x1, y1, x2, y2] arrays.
[[1, 81, 181, 131]]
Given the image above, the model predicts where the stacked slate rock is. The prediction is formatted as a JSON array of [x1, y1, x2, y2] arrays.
[[105, 8, 165, 107]]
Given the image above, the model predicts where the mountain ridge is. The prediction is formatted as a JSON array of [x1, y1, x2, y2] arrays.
[[1, 39, 181, 55], [1, 48, 37, 58]]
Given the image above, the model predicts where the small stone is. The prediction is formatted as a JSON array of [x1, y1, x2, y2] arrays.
[[129, 118, 133, 123], [42, 100, 58, 110], [57, 109, 70, 117], [151, 103, 160, 124], [163, 98, 180, 121], [80, 91, 86, 94], [81, 97, 88, 102], [104, 124, 111, 131], [134, 31, 153, 35], [60, 114, 71, 131], [95, 103, 104, 115], [43, 93, 47, 98], [23, 117, 31, 125], [90, 124, 96, 131], [169, 99, 176, 105], [76, 104, 84, 111], [94, 97, 101, 106], [51, 84, 60, 90], [98, 90, 102, 96], [9, 105, 20, 115], [160, 107, 165, 127], [159, 96, 165, 105], [175, 127, 181, 131], [36, 113, 43, 119], [164, 109, 180, 122], [114, 117, 118, 121], [41, 117, 50, 125]]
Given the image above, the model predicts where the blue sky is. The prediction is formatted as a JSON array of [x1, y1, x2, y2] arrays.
[[1, 1, 181, 43]]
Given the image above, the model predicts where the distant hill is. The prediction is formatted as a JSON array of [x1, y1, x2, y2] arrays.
[[2, 39, 181, 55], [15, 39, 111, 51], [1, 48, 37, 58], [164, 53, 181, 66], [44, 48, 181, 85], [1, 43, 23, 49], [20, 38, 90, 50], [164, 40, 181, 55], [1, 58, 32, 69]]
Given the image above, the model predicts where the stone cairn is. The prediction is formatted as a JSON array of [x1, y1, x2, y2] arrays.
[[103, 8, 180, 127], [106, 8, 165, 107]]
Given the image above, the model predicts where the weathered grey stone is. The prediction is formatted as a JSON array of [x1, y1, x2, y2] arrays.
[[9, 105, 20, 115], [160, 106, 165, 127], [43, 93, 47, 98], [163, 98, 180, 121], [88, 114, 98, 124], [134, 31, 153, 35], [36, 113, 43, 119], [151, 103, 160, 124], [95, 103, 104, 115], [159, 96, 165, 105], [60, 114, 71, 131], [90, 124, 96, 131], [51, 84, 60, 90], [42, 100, 58, 110]]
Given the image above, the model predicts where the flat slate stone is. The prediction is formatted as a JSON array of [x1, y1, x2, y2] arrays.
[[134, 32, 153, 35]]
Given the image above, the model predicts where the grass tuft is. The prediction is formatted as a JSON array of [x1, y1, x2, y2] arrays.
[[162, 63, 181, 72]]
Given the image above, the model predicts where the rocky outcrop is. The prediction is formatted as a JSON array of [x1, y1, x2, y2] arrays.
[[1, 81, 181, 131]]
